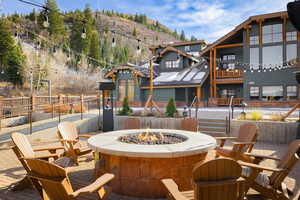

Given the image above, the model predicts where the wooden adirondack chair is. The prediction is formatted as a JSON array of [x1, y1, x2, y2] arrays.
[[161, 158, 246, 200], [181, 118, 198, 132], [10, 132, 70, 199], [240, 139, 300, 200], [123, 117, 141, 129], [215, 122, 258, 162], [58, 122, 92, 165], [25, 158, 114, 200]]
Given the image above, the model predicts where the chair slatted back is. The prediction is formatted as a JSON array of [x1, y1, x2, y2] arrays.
[[124, 118, 141, 129], [25, 158, 73, 200], [232, 123, 258, 153], [192, 158, 245, 200], [181, 118, 198, 132], [11, 132, 35, 158], [269, 139, 300, 188], [58, 122, 79, 141]]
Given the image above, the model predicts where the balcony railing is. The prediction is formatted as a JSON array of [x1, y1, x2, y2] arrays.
[[217, 98, 243, 106], [216, 70, 243, 79]]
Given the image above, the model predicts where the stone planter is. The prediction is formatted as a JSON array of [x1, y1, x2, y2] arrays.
[[231, 119, 297, 144], [114, 115, 184, 130]]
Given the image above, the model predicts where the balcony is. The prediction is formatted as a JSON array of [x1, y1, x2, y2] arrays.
[[216, 69, 243, 79], [217, 98, 243, 106]]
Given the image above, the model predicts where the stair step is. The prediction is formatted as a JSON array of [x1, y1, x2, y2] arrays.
[[199, 127, 226, 132], [199, 122, 226, 128], [200, 131, 227, 137], [198, 119, 227, 123]]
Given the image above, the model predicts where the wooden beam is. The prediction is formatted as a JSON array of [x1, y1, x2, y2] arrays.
[[213, 48, 217, 97], [141, 84, 204, 89], [283, 17, 287, 43], [246, 28, 250, 47], [258, 20, 263, 45], [210, 50, 213, 97], [216, 80, 244, 85], [215, 43, 244, 49]]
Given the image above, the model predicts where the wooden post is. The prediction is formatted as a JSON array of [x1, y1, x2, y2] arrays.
[[213, 48, 217, 97], [31, 93, 36, 112], [258, 20, 263, 45], [209, 50, 213, 97], [282, 17, 287, 43], [298, 32, 300, 120], [80, 94, 84, 120], [0, 96, 2, 131]]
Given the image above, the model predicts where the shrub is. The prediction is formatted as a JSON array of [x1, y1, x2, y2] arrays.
[[165, 98, 177, 117], [270, 113, 284, 121], [118, 97, 132, 116], [249, 110, 263, 121]]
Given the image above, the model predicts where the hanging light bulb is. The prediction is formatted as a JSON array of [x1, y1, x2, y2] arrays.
[[258, 70, 261, 73], [53, 46, 57, 54], [81, 27, 87, 39], [136, 39, 141, 54], [251, 70, 254, 73], [111, 37, 116, 48], [43, 14, 49, 28], [243, 69, 247, 73], [263, 69, 266, 72], [1, 69, 4, 74]]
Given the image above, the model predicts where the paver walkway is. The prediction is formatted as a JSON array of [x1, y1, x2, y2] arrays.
[[0, 141, 299, 200]]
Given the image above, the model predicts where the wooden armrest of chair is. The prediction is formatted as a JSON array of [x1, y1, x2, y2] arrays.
[[239, 161, 287, 172], [161, 179, 189, 200], [244, 153, 281, 161], [70, 173, 114, 198], [33, 146, 65, 152], [77, 135, 91, 139], [232, 142, 256, 145], [215, 137, 237, 141], [60, 139, 77, 144], [34, 153, 60, 160]]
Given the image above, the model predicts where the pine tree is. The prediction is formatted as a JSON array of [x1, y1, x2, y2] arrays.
[[190, 35, 197, 41], [165, 98, 177, 117], [132, 27, 138, 37], [45, 0, 66, 40], [180, 30, 186, 41], [0, 19, 25, 87], [118, 97, 132, 115], [88, 31, 100, 69]]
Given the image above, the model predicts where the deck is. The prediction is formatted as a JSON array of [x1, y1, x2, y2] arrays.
[[0, 141, 299, 200]]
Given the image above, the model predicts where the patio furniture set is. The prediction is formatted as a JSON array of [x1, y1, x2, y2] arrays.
[[10, 118, 300, 200]]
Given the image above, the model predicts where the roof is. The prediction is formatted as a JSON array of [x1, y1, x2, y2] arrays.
[[141, 61, 209, 88], [105, 63, 145, 78], [156, 46, 200, 62], [150, 40, 206, 51], [200, 11, 288, 56]]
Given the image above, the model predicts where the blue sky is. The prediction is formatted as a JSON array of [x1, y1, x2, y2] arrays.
[[1, 0, 292, 43]]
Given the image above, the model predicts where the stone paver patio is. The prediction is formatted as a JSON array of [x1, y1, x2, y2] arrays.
[[0, 141, 299, 200]]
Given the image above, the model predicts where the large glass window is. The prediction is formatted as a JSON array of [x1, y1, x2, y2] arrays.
[[287, 44, 297, 64], [262, 86, 283, 101], [184, 46, 190, 52], [250, 86, 260, 100], [250, 48, 259, 70], [220, 89, 236, 98], [166, 60, 180, 68], [263, 24, 282, 44], [287, 86, 297, 100], [250, 36, 259, 45], [262, 45, 283, 68], [286, 31, 297, 41]]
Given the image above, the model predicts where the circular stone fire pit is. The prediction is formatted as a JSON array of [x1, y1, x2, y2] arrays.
[[88, 129, 216, 198]]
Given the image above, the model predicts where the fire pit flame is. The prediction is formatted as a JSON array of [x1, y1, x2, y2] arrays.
[[118, 131, 187, 145]]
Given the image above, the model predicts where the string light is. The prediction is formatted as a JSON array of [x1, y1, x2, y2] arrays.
[[81, 27, 87, 39]]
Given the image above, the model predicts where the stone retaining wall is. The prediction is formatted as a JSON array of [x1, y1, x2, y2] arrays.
[[230, 120, 298, 144]]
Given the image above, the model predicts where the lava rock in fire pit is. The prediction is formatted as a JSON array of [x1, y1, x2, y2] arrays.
[[118, 132, 188, 145]]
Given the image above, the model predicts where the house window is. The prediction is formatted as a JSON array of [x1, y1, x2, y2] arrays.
[[220, 89, 236, 98], [262, 86, 283, 101], [287, 44, 297, 64], [287, 86, 297, 100], [184, 46, 191, 52], [250, 86, 260, 100], [262, 45, 283, 68], [250, 36, 259, 45], [223, 55, 236, 61], [166, 60, 180, 68], [286, 31, 297, 41], [263, 24, 282, 44], [250, 48, 259, 70]]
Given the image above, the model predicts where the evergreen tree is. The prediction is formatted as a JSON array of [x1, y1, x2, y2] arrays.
[[180, 30, 186, 41], [88, 31, 100, 69], [45, 0, 66, 40], [165, 98, 177, 117], [190, 35, 197, 41], [132, 27, 138, 37], [0, 19, 25, 87], [118, 97, 132, 115]]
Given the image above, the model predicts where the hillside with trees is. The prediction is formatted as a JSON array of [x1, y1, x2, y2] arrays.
[[0, 0, 196, 96]]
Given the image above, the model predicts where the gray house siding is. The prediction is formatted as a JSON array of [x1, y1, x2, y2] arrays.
[[141, 88, 175, 102], [114, 72, 141, 102]]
